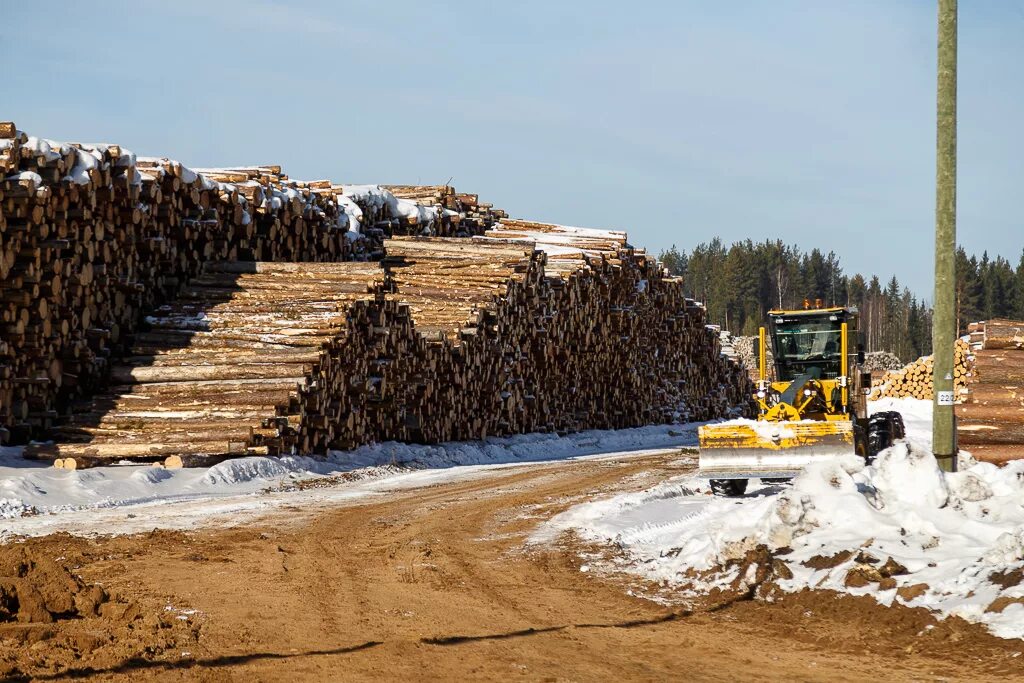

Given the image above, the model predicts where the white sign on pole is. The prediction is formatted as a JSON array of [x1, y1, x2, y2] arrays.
[[937, 391, 955, 406]]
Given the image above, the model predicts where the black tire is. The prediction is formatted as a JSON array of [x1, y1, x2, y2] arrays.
[[710, 479, 749, 496], [867, 411, 903, 462], [889, 412, 906, 440], [761, 478, 791, 485]]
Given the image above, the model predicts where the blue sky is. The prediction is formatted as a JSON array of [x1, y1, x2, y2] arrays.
[[4, 1, 1022, 298]]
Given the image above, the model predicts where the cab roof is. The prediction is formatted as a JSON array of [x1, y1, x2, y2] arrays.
[[767, 307, 856, 316]]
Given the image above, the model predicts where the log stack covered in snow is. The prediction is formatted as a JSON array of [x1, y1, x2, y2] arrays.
[[27, 231, 751, 468], [868, 340, 972, 401], [0, 123, 500, 442]]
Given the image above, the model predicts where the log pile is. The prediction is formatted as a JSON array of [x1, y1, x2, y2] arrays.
[[868, 340, 972, 401], [0, 123, 499, 443], [732, 335, 776, 381], [27, 232, 752, 468], [27, 262, 385, 468], [301, 232, 751, 452], [958, 320, 1024, 463], [861, 351, 905, 373], [969, 319, 1024, 351], [383, 185, 508, 235]]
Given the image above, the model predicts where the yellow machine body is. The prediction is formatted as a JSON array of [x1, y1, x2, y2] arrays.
[[699, 306, 866, 480]]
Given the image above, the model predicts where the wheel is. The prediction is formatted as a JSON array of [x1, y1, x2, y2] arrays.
[[889, 412, 906, 440], [867, 416, 891, 461], [761, 478, 791, 485], [867, 411, 903, 462], [710, 479, 749, 496]]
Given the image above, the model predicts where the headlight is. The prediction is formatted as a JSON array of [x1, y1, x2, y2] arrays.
[[803, 389, 813, 396], [757, 391, 766, 398]]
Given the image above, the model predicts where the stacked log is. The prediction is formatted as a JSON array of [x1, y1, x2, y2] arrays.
[[28, 232, 752, 468], [972, 319, 1024, 350], [383, 185, 507, 236], [732, 335, 776, 381], [868, 339, 972, 401], [26, 262, 385, 468], [861, 351, 905, 373], [0, 123, 498, 442], [303, 234, 750, 452], [957, 320, 1024, 463]]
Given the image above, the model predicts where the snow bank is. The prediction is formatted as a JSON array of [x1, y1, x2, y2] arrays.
[[0, 423, 700, 539], [488, 221, 628, 257], [537, 398, 1024, 639]]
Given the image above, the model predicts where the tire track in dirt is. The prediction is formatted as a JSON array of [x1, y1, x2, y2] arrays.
[[3, 451, 1022, 681]]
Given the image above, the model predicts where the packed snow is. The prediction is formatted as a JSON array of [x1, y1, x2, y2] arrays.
[[535, 398, 1024, 640], [0, 423, 700, 540]]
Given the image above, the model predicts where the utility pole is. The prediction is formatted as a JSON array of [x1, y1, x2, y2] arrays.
[[933, 0, 957, 471]]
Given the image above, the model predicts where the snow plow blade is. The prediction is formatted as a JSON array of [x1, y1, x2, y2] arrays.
[[697, 420, 855, 480]]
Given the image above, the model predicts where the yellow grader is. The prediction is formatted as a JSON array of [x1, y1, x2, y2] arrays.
[[698, 305, 905, 495]]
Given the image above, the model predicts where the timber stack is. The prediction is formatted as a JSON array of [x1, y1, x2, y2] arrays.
[[868, 339, 972, 401], [0, 122, 501, 442], [26, 231, 751, 469], [958, 319, 1024, 463]]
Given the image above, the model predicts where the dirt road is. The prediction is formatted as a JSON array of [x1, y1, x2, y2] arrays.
[[3, 451, 1022, 681]]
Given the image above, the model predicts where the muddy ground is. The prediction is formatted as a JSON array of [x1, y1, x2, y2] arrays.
[[2, 452, 1022, 681]]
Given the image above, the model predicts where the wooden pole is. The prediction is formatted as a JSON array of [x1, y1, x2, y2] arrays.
[[932, 0, 958, 471]]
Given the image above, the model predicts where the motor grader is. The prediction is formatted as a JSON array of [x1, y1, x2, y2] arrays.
[[698, 303, 905, 495]]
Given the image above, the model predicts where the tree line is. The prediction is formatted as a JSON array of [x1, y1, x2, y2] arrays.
[[658, 239, 1024, 362]]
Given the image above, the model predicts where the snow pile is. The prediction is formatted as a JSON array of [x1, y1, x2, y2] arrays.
[[537, 399, 1024, 639], [706, 417, 804, 441], [337, 184, 441, 234], [23, 136, 63, 163], [5, 170, 43, 187], [0, 423, 700, 538], [330, 423, 697, 470], [335, 193, 364, 236], [392, 197, 436, 229], [64, 147, 103, 184], [488, 221, 628, 257]]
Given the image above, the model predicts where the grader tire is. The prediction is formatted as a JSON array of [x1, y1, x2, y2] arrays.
[[710, 479, 749, 497], [867, 411, 904, 462]]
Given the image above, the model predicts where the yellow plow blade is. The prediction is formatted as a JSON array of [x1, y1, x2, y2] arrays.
[[698, 420, 855, 479]]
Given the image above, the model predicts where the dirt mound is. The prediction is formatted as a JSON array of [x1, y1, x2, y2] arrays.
[[0, 539, 200, 680], [0, 546, 108, 624]]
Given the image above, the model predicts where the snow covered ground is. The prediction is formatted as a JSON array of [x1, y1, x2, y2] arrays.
[[534, 398, 1024, 640], [0, 423, 701, 540]]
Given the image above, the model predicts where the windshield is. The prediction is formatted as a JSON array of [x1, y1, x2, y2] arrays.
[[772, 318, 843, 381]]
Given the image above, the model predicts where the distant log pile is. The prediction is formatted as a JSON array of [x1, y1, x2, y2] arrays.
[[968, 319, 1024, 351], [861, 351, 905, 373], [0, 122, 501, 442], [28, 232, 751, 468], [868, 339, 972, 401], [958, 320, 1024, 463]]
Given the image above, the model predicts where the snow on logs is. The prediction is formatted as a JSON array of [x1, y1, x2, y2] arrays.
[[26, 233, 751, 468], [0, 123, 502, 442]]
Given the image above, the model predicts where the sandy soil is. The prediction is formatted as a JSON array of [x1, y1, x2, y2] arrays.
[[2, 451, 1022, 681]]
